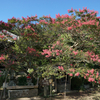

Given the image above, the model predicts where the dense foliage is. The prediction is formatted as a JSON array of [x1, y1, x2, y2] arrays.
[[0, 7, 100, 86]]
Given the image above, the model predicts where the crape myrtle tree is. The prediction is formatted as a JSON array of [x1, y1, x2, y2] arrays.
[[6, 15, 56, 77], [0, 7, 100, 86], [7, 15, 65, 77], [39, 7, 100, 85]]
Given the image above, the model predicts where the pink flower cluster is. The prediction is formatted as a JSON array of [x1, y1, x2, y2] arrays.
[[8, 15, 37, 24], [22, 15, 37, 22], [41, 49, 52, 58], [56, 13, 71, 19], [25, 25, 35, 31], [41, 48, 62, 58], [68, 69, 75, 77], [68, 7, 98, 15], [58, 66, 64, 71], [88, 77, 95, 82], [69, 73, 73, 77], [0, 55, 5, 61], [89, 69, 94, 74], [41, 41, 62, 58], [26, 47, 37, 54], [26, 47, 39, 57], [69, 68, 75, 73], [87, 51, 100, 62], [66, 68, 100, 84], [39, 20, 48, 24], [73, 51, 78, 55], [82, 69, 100, 83], [67, 27, 72, 30], [51, 18, 55, 24], [43, 15, 51, 18], [82, 20, 99, 26], [75, 72, 80, 76]]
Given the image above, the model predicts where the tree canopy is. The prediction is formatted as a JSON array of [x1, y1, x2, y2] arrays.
[[0, 7, 100, 84]]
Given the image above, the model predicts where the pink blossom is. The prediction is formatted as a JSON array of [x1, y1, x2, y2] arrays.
[[96, 75, 98, 78], [45, 55, 50, 58], [51, 47, 54, 49], [0, 55, 5, 60], [41, 52, 45, 55], [96, 22, 99, 26], [84, 76, 86, 79], [68, 9, 70, 13], [61, 20, 65, 24], [58, 66, 64, 71], [27, 25, 31, 29], [60, 66, 64, 71], [69, 73, 73, 77], [85, 73, 89, 76], [67, 27, 72, 30], [59, 50, 62, 53], [39, 20, 48, 24], [51, 18, 55, 24], [55, 50, 59, 53], [31, 28, 35, 31], [56, 13, 60, 18], [56, 52, 60, 56], [96, 71, 99, 76], [90, 69, 94, 74], [97, 16, 100, 19], [56, 41, 60, 45], [58, 66, 61, 70], [88, 77, 95, 82], [98, 59, 100, 62], [75, 72, 80, 76], [73, 51, 78, 55]]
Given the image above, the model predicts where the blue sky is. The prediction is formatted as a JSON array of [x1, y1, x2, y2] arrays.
[[1, 0, 100, 22]]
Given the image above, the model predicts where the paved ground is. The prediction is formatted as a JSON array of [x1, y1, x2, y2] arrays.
[[5, 92, 100, 100], [1, 88, 100, 100], [6, 95, 65, 100]]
